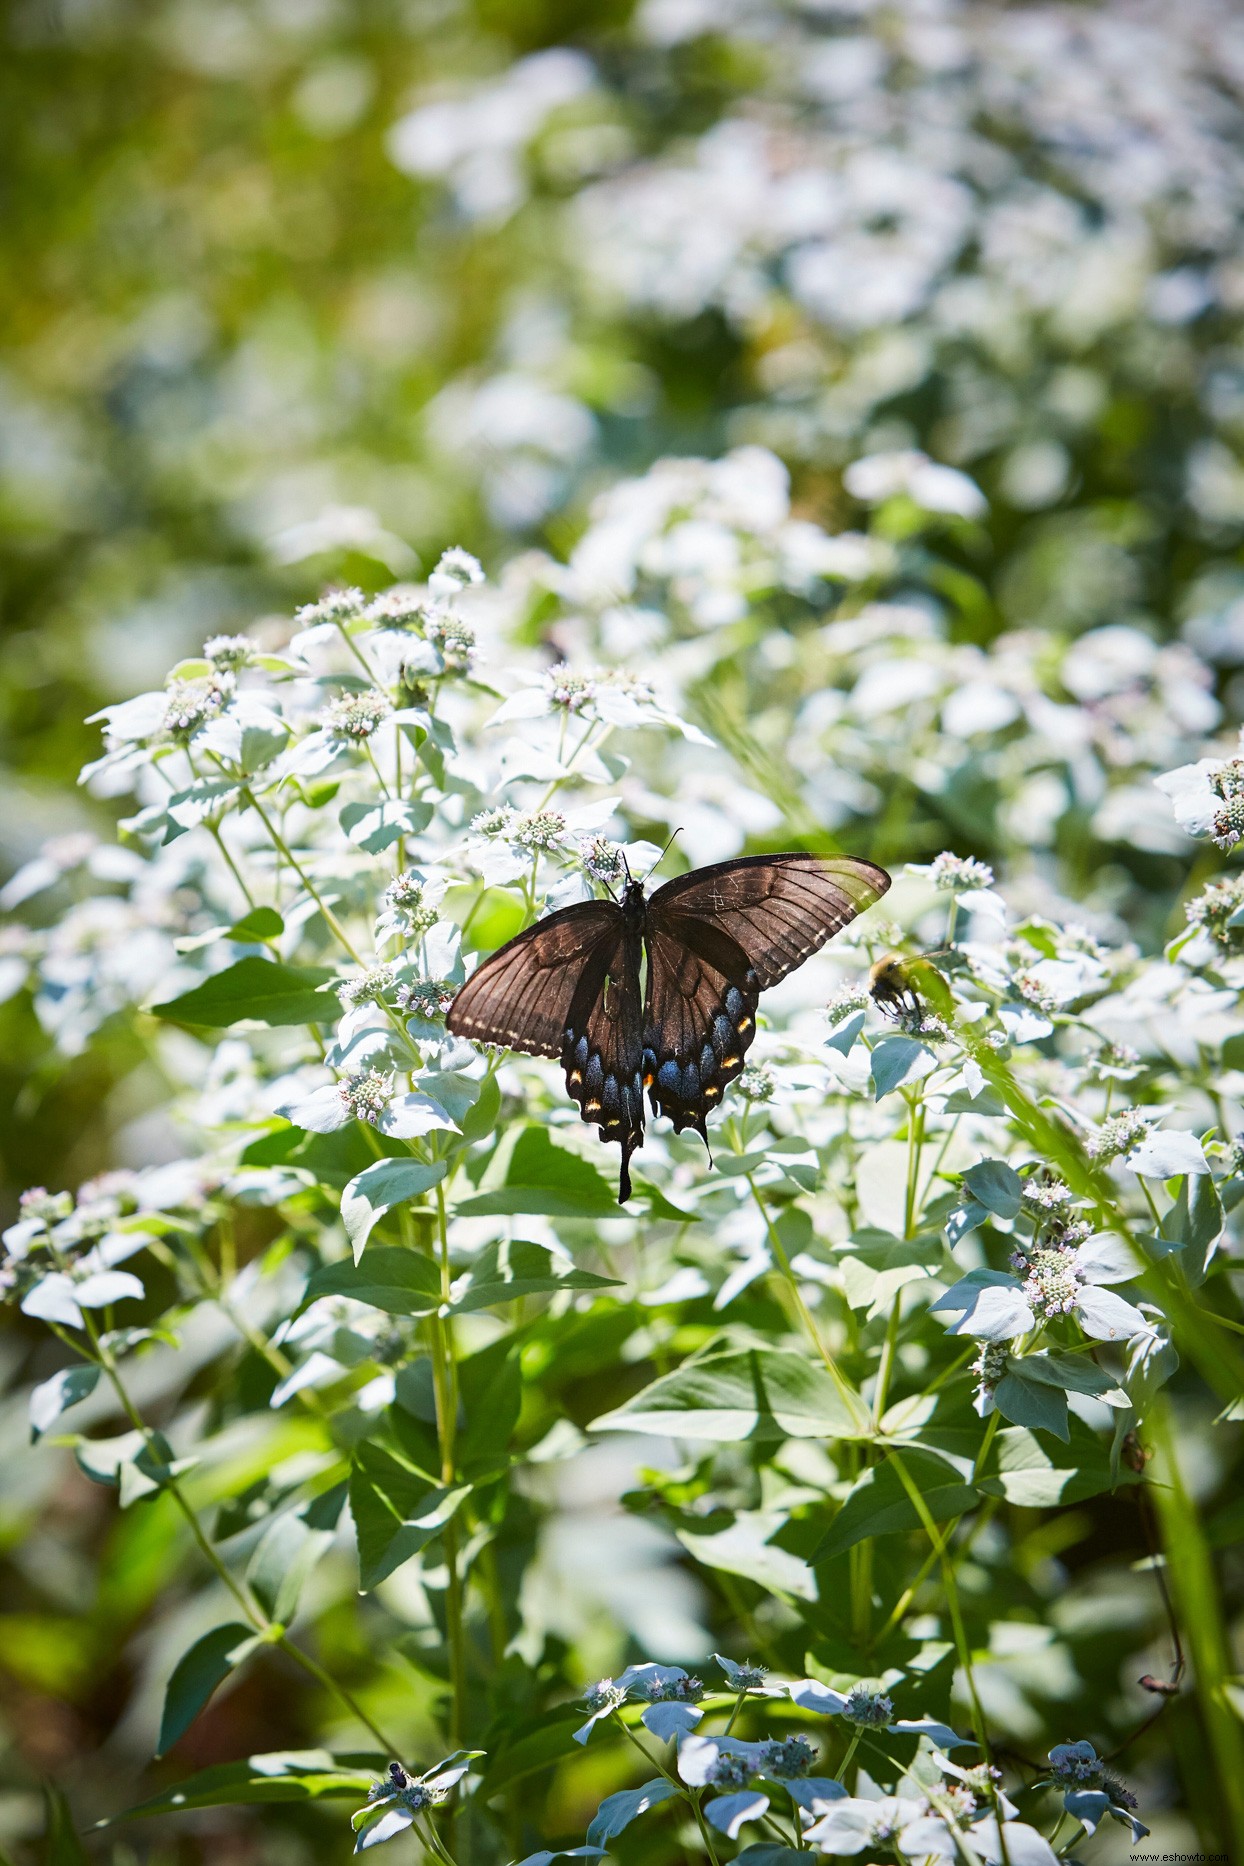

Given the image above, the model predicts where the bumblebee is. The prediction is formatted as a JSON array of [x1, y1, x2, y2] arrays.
[[868, 951, 956, 1021], [868, 952, 922, 1018]]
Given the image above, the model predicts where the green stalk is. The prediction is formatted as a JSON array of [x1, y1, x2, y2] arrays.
[[432, 1183, 468, 1752], [618, 1716, 723, 1861], [68, 1297, 400, 1755], [1150, 1400, 1244, 1848], [206, 821, 257, 913], [746, 1175, 865, 1425], [887, 1453, 990, 1753], [242, 786, 364, 964], [902, 1090, 926, 1238]]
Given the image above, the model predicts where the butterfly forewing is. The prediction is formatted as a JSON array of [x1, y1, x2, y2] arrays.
[[643, 916, 759, 1139], [648, 853, 890, 990], [446, 901, 622, 1057]]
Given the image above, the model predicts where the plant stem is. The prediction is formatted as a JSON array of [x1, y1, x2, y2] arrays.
[[903, 1090, 926, 1238], [838, 1728, 863, 1782], [71, 1306, 401, 1755], [888, 1451, 996, 1778], [872, 1291, 903, 1428], [432, 1182, 467, 1752], [207, 821, 258, 913], [334, 619, 382, 685], [416, 1812, 462, 1866], [243, 787, 365, 963], [363, 740, 392, 799], [618, 1721, 721, 1866], [971, 1408, 1002, 1483], [1150, 1398, 1244, 1848], [746, 1175, 864, 1424]]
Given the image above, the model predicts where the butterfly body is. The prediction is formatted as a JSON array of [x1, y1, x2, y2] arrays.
[[447, 853, 890, 1202]]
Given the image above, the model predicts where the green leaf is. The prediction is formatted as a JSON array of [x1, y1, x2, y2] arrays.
[[246, 1512, 336, 1624], [102, 1752, 378, 1822], [227, 906, 284, 943], [43, 1784, 90, 1865], [340, 1158, 448, 1262], [416, 1067, 480, 1126], [303, 1247, 442, 1316], [679, 1511, 816, 1601], [871, 1037, 935, 1099], [814, 1449, 979, 1559], [825, 1009, 866, 1055], [150, 957, 337, 1028], [448, 1240, 619, 1313], [631, 1178, 701, 1222], [586, 1779, 679, 1846], [592, 1348, 866, 1442], [457, 1336, 522, 1475], [160, 777, 238, 840], [979, 1419, 1140, 1507], [350, 1444, 470, 1588], [1012, 1350, 1124, 1400], [477, 1707, 588, 1796], [157, 1623, 264, 1756], [736, 1850, 809, 1865], [458, 1071, 501, 1145], [962, 1158, 1023, 1219], [30, 1365, 100, 1441], [992, 1371, 1069, 1440], [942, 1085, 1007, 1116], [340, 798, 433, 853], [1159, 1171, 1223, 1286], [455, 1127, 618, 1218], [74, 1429, 196, 1505]]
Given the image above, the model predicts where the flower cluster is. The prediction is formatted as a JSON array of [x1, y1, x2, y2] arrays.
[[1039, 1742, 1148, 1843], [322, 689, 393, 741], [1183, 874, 1244, 951], [929, 852, 995, 892]]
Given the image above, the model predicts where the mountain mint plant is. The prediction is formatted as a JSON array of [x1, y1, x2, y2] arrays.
[[2, 460, 1239, 1860]]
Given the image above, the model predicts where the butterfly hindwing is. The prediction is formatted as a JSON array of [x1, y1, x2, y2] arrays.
[[648, 853, 891, 990], [446, 900, 622, 1057], [643, 915, 759, 1140], [562, 917, 645, 1201]]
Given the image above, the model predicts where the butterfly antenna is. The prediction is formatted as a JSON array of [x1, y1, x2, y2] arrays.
[[642, 826, 683, 883]]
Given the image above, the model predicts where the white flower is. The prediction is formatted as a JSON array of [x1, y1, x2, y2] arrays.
[[428, 547, 484, 598], [787, 1681, 970, 1751], [1155, 741, 1244, 848], [844, 451, 987, 520], [271, 1068, 454, 1141], [805, 1793, 942, 1859], [932, 1233, 1153, 1344]]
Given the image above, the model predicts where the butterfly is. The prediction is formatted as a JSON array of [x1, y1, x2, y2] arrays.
[[447, 852, 891, 1202]]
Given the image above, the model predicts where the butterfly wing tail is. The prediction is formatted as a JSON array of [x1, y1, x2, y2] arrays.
[[618, 1138, 634, 1204]]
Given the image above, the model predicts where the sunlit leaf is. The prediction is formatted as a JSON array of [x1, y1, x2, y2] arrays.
[[150, 958, 337, 1027], [592, 1348, 865, 1441]]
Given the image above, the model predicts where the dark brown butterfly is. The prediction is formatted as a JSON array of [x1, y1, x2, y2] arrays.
[[447, 851, 891, 1202]]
